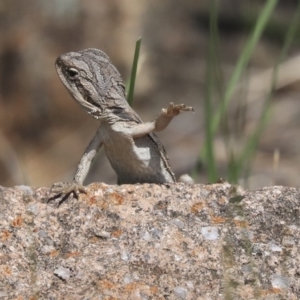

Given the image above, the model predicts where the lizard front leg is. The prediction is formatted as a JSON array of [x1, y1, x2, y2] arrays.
[[126, 102, 194, 138], [155, 102, 194, 131], [49, 126, 103, 202]]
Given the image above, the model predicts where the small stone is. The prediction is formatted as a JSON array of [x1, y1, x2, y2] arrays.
[[174, 254, 182, 261], [171, 218, 185, 229], [269, 242, 282, 252], [121, 251, 130, 261], [141, 231, 152, 241], [151, 228, 162, 239], [271, 274, 289, 289], [174, 286, 188, 299], [201, 226, 219, 240], [282, 235, 295, 246], [123, 274, 133, 284], [54, 266, 71, 281], [15, 185, 33, 195], [26, 203, 39, 215], [38, 230, 48, 238]]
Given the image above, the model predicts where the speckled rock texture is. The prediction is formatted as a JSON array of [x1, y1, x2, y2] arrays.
[[0, 183, 299, 299]]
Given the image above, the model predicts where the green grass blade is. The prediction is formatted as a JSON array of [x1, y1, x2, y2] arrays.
[[127, 37, 142, 106], [198, 0, 278, 182], [204, 0, 220, 182], [212, 0, 278, 135], [229, 0, 300, 183]]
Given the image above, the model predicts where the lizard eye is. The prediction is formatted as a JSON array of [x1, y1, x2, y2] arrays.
[[66, 68, 79, 80]]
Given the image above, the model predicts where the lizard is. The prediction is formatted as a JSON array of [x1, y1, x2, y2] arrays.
[[50, 48, 194, 199]]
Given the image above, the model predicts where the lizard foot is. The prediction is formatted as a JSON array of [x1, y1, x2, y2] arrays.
[[162, 102, 194, 117], [48, 181, 87, 206]]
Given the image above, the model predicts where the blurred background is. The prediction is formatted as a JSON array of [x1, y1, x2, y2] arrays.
[[1, 0, 300, 189]]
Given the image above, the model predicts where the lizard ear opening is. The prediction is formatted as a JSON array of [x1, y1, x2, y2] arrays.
[[66, 68, 79, 80]]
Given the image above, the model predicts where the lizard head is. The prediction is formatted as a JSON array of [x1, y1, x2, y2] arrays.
[[55, 48, 127, 120]]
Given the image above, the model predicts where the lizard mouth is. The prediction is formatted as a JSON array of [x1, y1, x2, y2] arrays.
[[84, 95, 103, 111], [81, 96, 105, 119]]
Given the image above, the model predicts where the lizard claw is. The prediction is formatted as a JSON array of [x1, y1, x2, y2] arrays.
[[162, 102, 194, 117], [48, 181, 87, 205]]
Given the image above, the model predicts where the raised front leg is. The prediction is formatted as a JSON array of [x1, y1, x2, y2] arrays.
[[125, 102, 194, 138], [48, 126, 103, 203], [155, 102, 194, 131]]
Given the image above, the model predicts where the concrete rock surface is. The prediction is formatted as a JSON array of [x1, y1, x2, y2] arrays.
[[0, 182, 299, 299]]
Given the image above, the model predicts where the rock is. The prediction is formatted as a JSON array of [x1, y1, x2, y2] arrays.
[[0, 182, 299, 299]]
